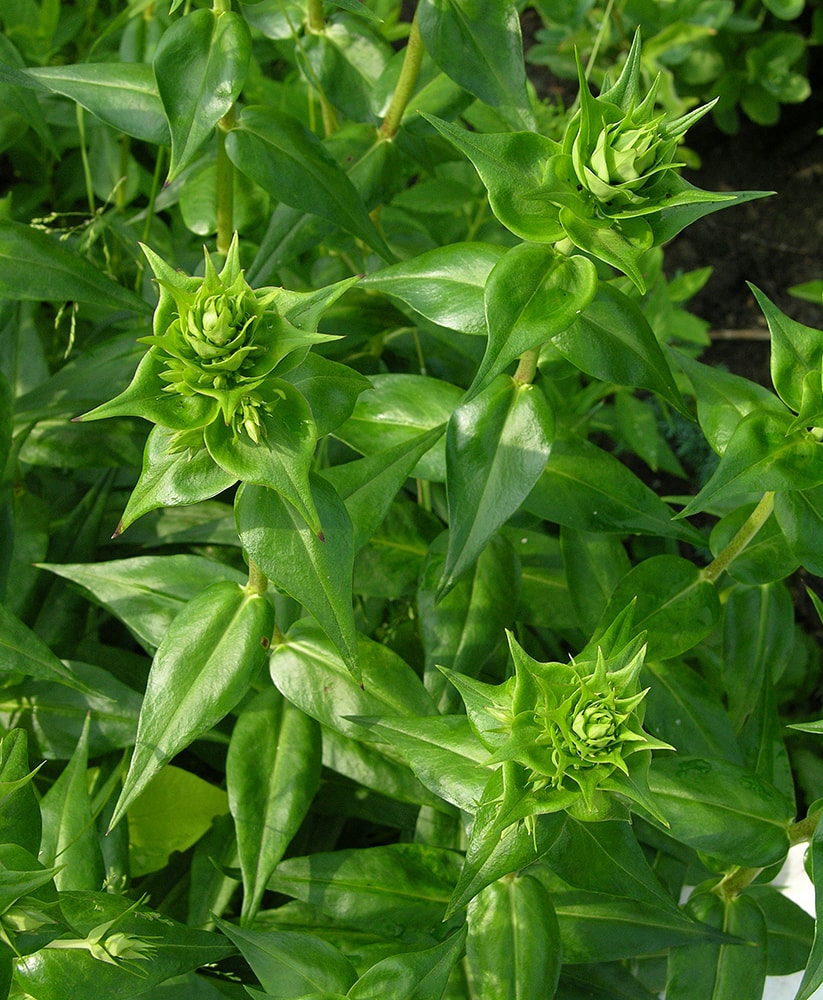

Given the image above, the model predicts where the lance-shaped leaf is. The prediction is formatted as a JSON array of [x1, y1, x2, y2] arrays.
[[421, 114, 565, 243], [0, 729, 42, 855], [796, 814, 823, 1000], [0, 221, 149, 315], [154, 8, 251, 181], [0, 603, 90, 692], [205, 380, 321, 535], [524, 436, 703, 544], [39, 554, 246, 653], [334, 374, 463, 482], [360, 242, 506, 335], [475, 243, 598, 395], [595, 555, 720, 661], [27, 62, 169, 144], [267, 843, 463, 933], [215, 921, 357, 998], [117, 425, 237, 535], [553, 284, 688, 415], [466, 874, 561, 1000], [282, 353, 371, 439], [642, 756, 792, 868], [109, 580, 274, 829], [13, 891, 236, 1000], [226, 687, 321, 924], [236, 479, 358, 677], [227, 106, 392, 260], [269, 619, 436, 746], [441, 376, 553, 595], [666, 889, 767, 1000], [418, 0, 533, 130], [775, 484, 823, 576], [39, 717, 105, 892], [751, 283, 823, 413], [348, 925, 468, 1000], [323, 426, 445, 552], [680, 409, 823, 517]]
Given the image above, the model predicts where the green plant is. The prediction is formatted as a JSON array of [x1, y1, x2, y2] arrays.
[[528, 0, 814, 133], [2, 2, 823, 999]]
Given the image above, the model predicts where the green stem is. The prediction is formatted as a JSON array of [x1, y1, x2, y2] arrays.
[[135, 146, 166, 291], [701, 491, 775, 585], [216, 105, 236, 256], [246, 558, 269, 596], [716, 808, 821, 901], [307, 0, 324, 31], [305, 0, 338, 134], [76, 105, 96, 216], [513, 348, 540, 385], [380, 11, 423, 139]]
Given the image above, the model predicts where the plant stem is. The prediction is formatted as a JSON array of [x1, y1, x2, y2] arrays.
[[716, 809, 821, 900], [216, 105, 236, 256], [514, 348, 540, 385], [701, 491, 775, 584], [246, 558, 269, 595], [380, 11, 423, 139], [305, 0, 338, 135]]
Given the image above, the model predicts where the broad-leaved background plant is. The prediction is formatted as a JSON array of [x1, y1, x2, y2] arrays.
[[2, 2, 823, 999]]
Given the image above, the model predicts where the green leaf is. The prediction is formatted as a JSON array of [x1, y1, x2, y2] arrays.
[[751, 283, 823, 413], [643, 660, 742, 763], [226, 687, 321, 923], [524, 436, 703, 544], [560, 528, 631, 635], [39, 717, 105, 892], [643, 756, 792, 868], [117, 426, 237, 535], [466, 874, 561, 1000], [13, 891, 235, 1000], [76, 349, 219, 430], [364, 714, 490, 813], [27, 62, 169, 144], [681, 409, 823, 516], [675, 350, 787, 455], [0, 729, 42, 855], [748, 884, 813, 976], [419, 533, 519, 713], [323, 426, 445, 552], [476, 243, 598, 395], [775, 484, 823, 575], [39, 554, 246, 652], [417, 0, 535, 129], [0, 660, 142, 761], [553, 284, 688, 414], [543, 818, 683, 913], [227, 106, 392, 259], [596, 555, 721, 660], [235, 478, 358, 677], [0, 221, 149, 315], [0, 603, 90, 692], [215, 921, 357, 997], [269, 619, 436, 744], [350, 926, 468, 1000], [559, 210, 654, 293], [281, 352, 371, 438], [110, 580, 274, 828], [335, 374, 463, 482], [205, 381, 321, 534], [666, 890, 767, 1000], [441, 376, 553, 594], [422, 114, 565, 243], [360, 242, 506, 335], [267, 843, 463, 933], [154, 8, 251, 181], [795, 813, 823, 999], [126, 765, 227, 877]]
